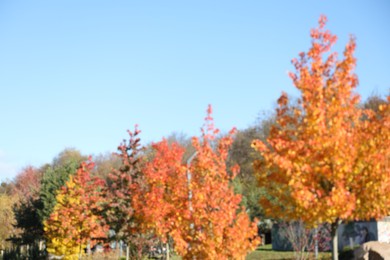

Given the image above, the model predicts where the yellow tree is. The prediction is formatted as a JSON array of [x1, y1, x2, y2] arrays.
[[252, 15, 390, 260], [0, 193, 19, 251], [44, 160, 108, 260]]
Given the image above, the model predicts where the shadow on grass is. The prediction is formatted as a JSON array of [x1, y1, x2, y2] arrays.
[[256, 247, 273, 251]]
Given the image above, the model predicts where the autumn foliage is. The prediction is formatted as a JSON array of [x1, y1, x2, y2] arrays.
[[44, 160, 108, 259], [136, 139, 187, 243], [3, 14, 389, 260], [140, 105, 259, 259], [0, 194, 18, 250], [12, 166, 42, 203], [101, 126, 154, 258], [252, 15, 390, 227]]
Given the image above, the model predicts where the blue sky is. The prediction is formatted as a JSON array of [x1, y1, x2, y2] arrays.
[[1, 1, 389, 181]]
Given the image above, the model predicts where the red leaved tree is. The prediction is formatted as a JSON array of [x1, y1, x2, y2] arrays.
[[12, 166, 44, 245], [12, 166, 42, 203], [101, 126, 153, 260]]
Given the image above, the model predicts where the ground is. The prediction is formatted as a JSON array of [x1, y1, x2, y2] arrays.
[[246, 244, 332, 260]]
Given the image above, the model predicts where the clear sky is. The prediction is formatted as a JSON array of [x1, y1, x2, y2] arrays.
[[1, 1, 389, 182]]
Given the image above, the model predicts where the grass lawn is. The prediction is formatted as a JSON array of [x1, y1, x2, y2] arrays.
[[246, 244, 332, 260], [77, 244, 333, 260]]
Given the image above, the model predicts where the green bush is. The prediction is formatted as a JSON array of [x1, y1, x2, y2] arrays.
[[339, 246, 355, 260]]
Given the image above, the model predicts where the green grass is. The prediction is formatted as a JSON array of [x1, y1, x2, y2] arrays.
[[246, 244, 332, 260], [148, 244, 332, 260]]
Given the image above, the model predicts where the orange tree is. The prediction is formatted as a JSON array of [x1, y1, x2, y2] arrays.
[[140, 105, 259, 260], [252, 15, 390, 260], [133, 139, 186, 259], [44, 160, 108, 260]]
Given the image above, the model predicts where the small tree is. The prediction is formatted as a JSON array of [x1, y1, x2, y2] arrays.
[[44, 160, 108, 259], [252, 15, 390, 260], [279, 221, 330, 260]]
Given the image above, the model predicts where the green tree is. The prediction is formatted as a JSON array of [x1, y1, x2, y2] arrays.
[[229, 127, 265, 221], [228, 114, 276, 221], [38, 149, 86, 223]]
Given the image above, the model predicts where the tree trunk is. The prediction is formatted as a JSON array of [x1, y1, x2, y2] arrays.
[[126, 243, 130, 260], [39, 240, 43, 251], [87, 240, 91, 256], [314, 227, 318, 259], [331, 221, 339, 260], [78, 241, 82, 260], [166, 242, 170, 260], [117, 240, 122, 258]]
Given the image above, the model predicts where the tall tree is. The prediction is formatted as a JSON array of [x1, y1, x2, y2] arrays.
[[252, 15, 390, 260], [141, 106, 259, 259], [44, 160, 107, 259], [100, 126, 151, 259]]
